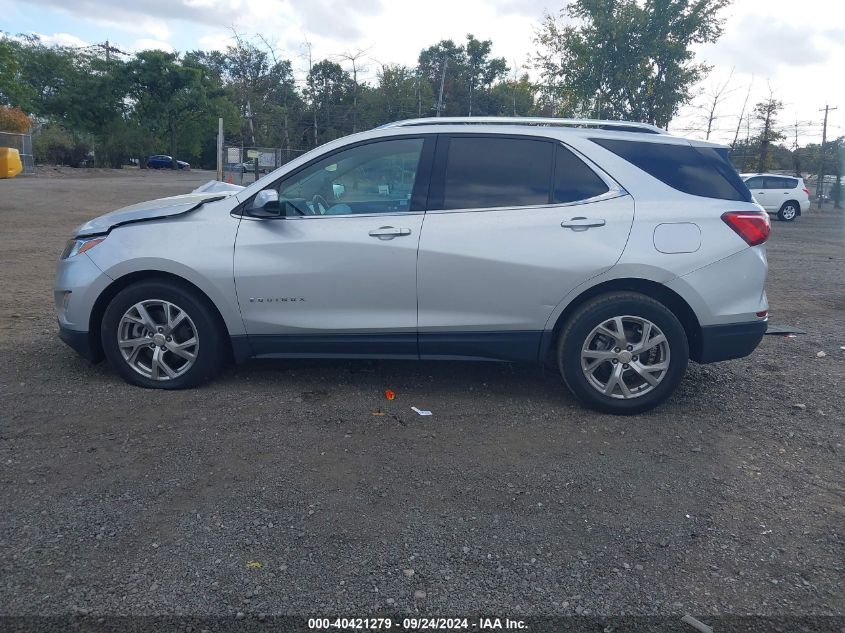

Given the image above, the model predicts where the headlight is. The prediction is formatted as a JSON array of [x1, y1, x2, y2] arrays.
[[61, 236, 105, 259]]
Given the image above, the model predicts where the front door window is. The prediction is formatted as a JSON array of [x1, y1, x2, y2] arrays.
[[276, 138, 424, 216]]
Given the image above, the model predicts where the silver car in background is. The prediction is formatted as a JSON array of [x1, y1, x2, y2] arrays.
[[55, 117, 770, 414]]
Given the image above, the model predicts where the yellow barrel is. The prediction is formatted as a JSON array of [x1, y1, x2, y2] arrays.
[[0, 147, 23, 178]]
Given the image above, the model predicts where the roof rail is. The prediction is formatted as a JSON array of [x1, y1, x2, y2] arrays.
[[379, 116, 667, 134]]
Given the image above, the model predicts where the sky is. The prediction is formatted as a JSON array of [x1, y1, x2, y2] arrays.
[[1, 0, 843, 145]]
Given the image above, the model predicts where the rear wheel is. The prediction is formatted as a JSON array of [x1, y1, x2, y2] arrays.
[[101, 280, 224, 389], [557, 292, 689, 415], [778, 202, 799, 221]]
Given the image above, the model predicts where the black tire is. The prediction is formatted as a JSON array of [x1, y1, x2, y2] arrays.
[[101, 280, 225, 389], [777, 201, 799, 221], [557, 292, 689, 415]]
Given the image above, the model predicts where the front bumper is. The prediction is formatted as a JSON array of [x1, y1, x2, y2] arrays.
[[58, 323, 102, 362], [694, 319, 768, 363]]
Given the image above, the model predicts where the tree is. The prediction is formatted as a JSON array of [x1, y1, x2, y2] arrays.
[[127, 50, 227, 168], [464, 35, 508, 116], [489, 74, 537, 116], [699, 68, 736, 139], [417, 35, 508, 117], [337, 48, 370, 133], [418, 39, 467, 116], [0, 36, 36, 109], [366, 64, 432, 123], [730, 78, 753, 150], [0, 105, 32, 132], [534, 0, 730, 127], [753, 90, 784, 172], [305, 60, 353, 144]]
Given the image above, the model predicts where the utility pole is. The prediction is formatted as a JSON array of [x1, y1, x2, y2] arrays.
[[303, 38, 317, 146], [416, 69, 421, 117], [216, 117, 223, 182], [436, 55, 448, 117], [816, 104, 838, 201], [90, 40, 127, 62]]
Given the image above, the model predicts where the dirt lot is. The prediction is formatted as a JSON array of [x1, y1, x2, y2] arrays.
[[0, 168, 843, 623]]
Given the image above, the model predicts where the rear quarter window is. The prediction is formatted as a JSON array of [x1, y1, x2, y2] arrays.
[[554, 145, 609, 203], [591, 138, 752, 202]]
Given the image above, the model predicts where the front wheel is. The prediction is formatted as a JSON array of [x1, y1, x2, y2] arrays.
[[778, 202, 799, 221], [557, 292, 689, 415], [101, 280, 224, 389]]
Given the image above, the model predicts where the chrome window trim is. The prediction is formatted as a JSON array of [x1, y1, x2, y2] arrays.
[[424, 190, 629, 215], [237, 210, 425, 222]]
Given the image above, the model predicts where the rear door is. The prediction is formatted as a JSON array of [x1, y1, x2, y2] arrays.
[[416, 134, 634, 361], [775, 176, 799, 205], [234, 136, 433, 357]]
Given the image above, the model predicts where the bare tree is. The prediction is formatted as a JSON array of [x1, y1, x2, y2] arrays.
[[257, 33, 291, 154], [302, 37, 317, 146], [229, 27, 256, 146], [336, 48, 371, 133], [731, 78, 754, 150], [701, 67, 736, 140]]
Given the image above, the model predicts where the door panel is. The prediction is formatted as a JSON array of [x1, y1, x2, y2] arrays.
[[753, 189, 772, 210], [233, 136, 432, 355], [416, 194, 635, 358], [234, 214, 423, 337]]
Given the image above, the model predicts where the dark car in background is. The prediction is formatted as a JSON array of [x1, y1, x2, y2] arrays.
[[146, 155, 190, 170]]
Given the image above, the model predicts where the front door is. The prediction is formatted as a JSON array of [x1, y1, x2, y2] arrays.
[[234, 136, 433, 357], [416, 134, 634, 362]]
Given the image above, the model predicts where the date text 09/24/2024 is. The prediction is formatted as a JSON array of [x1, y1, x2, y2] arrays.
[[307, 618, 527, 630]]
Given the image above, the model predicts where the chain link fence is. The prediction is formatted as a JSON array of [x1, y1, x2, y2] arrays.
[[222, 146, 307, 185], [0, 131, 35, 175]]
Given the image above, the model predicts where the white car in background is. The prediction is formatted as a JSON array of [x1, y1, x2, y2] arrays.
[[741, 173, 810, 221]]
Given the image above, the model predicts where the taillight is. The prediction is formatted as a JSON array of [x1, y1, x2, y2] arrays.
[[721, 211, 770, 246], [803, 188, 810, 195]]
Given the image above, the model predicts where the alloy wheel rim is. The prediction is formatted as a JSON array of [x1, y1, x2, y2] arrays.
[[783, 205, 796, 219], [117, 299, 199, 381], [580, 315, 671, 399]]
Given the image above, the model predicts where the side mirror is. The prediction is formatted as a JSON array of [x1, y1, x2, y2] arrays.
[[245, 189, 281, 218]]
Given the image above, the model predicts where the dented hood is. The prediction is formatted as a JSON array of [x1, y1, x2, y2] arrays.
[[73, 192, 231, 238]]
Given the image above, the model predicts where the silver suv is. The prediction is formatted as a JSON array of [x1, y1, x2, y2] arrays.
[[55, 117, 770, 414]]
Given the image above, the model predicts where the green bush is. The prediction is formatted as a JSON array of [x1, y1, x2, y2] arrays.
[[33, 125, 92, 167]]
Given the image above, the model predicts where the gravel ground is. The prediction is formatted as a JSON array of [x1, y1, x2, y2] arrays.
[[0, 168, 842, 621]]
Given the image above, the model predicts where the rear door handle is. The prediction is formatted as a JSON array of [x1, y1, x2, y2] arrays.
[[369, 226, 412, 239], [561, 217, 606, 230]]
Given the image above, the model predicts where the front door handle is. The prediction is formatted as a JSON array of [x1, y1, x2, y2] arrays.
[[369, 226, 412, 240], [561, 217, 606, 230]]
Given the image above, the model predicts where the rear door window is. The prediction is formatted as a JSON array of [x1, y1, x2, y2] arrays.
[[745, 177, 764, 189], [440, 136, 553, 210], [591, 138, 752, 202]]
